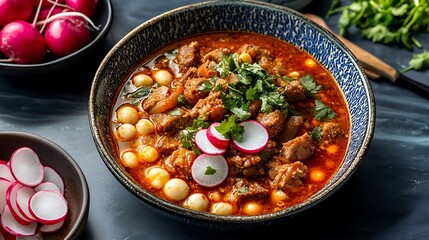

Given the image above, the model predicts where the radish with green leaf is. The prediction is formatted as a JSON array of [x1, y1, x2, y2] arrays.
[[232, 120, 269, 154], [191, 154, 228, 187]]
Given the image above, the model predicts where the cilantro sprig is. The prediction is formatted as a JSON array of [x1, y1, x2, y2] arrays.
[[179, 117, 209, 154], [215, 116, 244, 142], [313, 100, 337, 121], [215, 53, 288, 120]]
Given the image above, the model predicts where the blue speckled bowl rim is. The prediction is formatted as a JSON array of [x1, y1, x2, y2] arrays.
[[89, 0, 375, 226]]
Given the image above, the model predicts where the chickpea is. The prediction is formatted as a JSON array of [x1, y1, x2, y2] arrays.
[[153, 69, 173, 86], [304, 58, 317, 68], [271, 189, 288, 203], [210, 202, 234, 215], [163, 178, 189, 201], [136, 119, 155, 136], [239, 52, 252, 63], [120, 151, 139, 168], [138, 146, 159, 163], [145, 167, 170, 190], [243, 202, 263, 215], [116, 123, 137, 142], [184, 193, 209, 212], [116, 105, 139, 124], [132, 72, 154, 87]]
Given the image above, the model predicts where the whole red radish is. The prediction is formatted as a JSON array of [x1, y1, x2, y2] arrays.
[[38, 6, 65, 21], [32, 0, 64, 8], [0, 21, 46, 64], [0, 0, 33, 27], [65, 0, 98, 18], [44, 16, 91, 57]]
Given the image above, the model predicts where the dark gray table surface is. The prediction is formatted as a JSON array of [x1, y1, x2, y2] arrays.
[[1, 0, 428, 239]]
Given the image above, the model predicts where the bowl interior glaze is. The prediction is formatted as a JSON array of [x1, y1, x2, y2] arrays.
[[89, 0, 375, 228]]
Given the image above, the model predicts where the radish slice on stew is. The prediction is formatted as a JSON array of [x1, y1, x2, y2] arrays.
[[42, 167, 64, 195], [232, 120, 269, 154], [29, 190, 68, 225], [16, 186, 36, 222], [206, 122, 230, 150], [9, 148, 44, 187], [0, 179, 12, 214], [39, 219, 64, 233], [191, 154, 228, 187], [195, 129, 226, 155], [6, 182, 33, 225], [1, 205, 37, 236]]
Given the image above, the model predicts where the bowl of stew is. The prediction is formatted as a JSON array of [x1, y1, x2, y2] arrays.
[[89, 0, 375, 228]]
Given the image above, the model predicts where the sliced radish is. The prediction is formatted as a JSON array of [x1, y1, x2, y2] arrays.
[[232, 120, 269, 154], [16, 186, 36, 222], [29, 190, 68, 225], [0, 163, 16, 182], [39, 219, 64, 233], [191, 154, 228, 187], [6, 182, 33, 225], [41, 167, 64, 195], [0, 179, 12, 214], [195, 129, 226, 155], [1, 205, 37, 236], [9, 148, 44, 187], [206, 122, 230, 150], [34, 182, 60, 193]]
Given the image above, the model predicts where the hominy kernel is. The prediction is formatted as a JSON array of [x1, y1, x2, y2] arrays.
[[243, 202, 263, 215], [288, 71, 300, 79], [138, 146, 159, 163], [132, 73, 154, 87], [326, 144, 339, 154], [116, 105, 139, 124], [210, 202, 234, 215], [310, 169, 325, 182], [271, 189, 288, 203], [136, 119, 155, 136], [116, 123, 137, 142], [239, 52, 252, 63], [121, 151, 139, 168], [145, 167, 170, 190], [184, 193, 209, 211], [304, 58, 317, 68], [153, 70, 173, 86], [163, 178, 189, 201]]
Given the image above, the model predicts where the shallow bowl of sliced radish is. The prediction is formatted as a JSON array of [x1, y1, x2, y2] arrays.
[[0, 131, 89, 239], [0, 0, 113, 77]]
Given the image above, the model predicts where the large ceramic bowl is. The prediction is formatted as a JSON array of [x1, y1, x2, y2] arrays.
[[89, 0, 375, 228], [0, 0, 113, 77], [0, 131, 89, 239]]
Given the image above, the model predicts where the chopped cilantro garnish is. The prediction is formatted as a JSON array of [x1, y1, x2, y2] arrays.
[[169, 108, 182, 116], [179, 117, 209, 154], [215, 116, 244, 142], [204, 166, 217, 175], [300, 74, 321, 98], [311, 126, 322, 144], [313, 100, 337, 121], [127, 86, 151, 105]]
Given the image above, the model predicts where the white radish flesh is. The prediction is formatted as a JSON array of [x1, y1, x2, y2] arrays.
[[9, 147, 44, 187], [6, 182, 33, 225], [0, 163, 15, 182], [42, 166, 64, 195], [39, 219, 64, 233], [191, 154, 228, 187], [16, 186, 36, 222], [0, 179, 12, 214], [34, 182, 60, 193], [29, 190, 68, 225], [1, 205, 37, 236], [194, 129, 226, 155], [206, 122, 230, 150], [232, 120, 269, 154]]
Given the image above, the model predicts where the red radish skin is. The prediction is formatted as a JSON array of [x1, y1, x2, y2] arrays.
[[33, 0, 65, 8], [16, 186, 37, 222], [232, 120, 269, 154], [0, 0, 33, 27], [0, 21, 46, 64], [6, 182, 33, 225], [1, 205, 37, 237], [191, 154, 228, 187], [44, 16, 91, 57], [0, 163, 15, 182], [0, 179, 12, 214], [194, 129, 226, 155], [206, 123, 230, 150], [37, 6, 64, 21], [39, 219, 64, 233], [9, 147, 44, 187], [29, 190, 68, 225], [65, 0, 98, 18]]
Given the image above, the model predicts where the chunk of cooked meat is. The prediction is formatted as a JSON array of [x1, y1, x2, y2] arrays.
[[173, 41, 200, 73], [226, 153, 265, 178], [155, 134, 182, 156], [224, 178, 270, 204], [282, 133, 315, 162], [142, 84, 184, 114], [268, 161, 308, 189], [150, 108, 192, 134], [321, 122, 345, 141], [183, 77, 210, 106], [256, 109, 285, 137], [276, 115, 304, 143], [285, 80, 306, 102], [185, 90, 226, 122], [163, 148, 196, 178], [202, 47, 231, 63]]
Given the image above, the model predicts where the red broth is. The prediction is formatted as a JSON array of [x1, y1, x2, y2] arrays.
[[111, 32, 350, 216]]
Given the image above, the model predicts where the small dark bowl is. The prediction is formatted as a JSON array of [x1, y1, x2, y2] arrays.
[[0, 0, 113, 77], [0, 131, 89, 239], [89, 0, 375, 229]]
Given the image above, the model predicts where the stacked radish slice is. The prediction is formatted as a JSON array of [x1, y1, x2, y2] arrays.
[[0, 147, 67, 238], [192, 120, 269, 187]]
